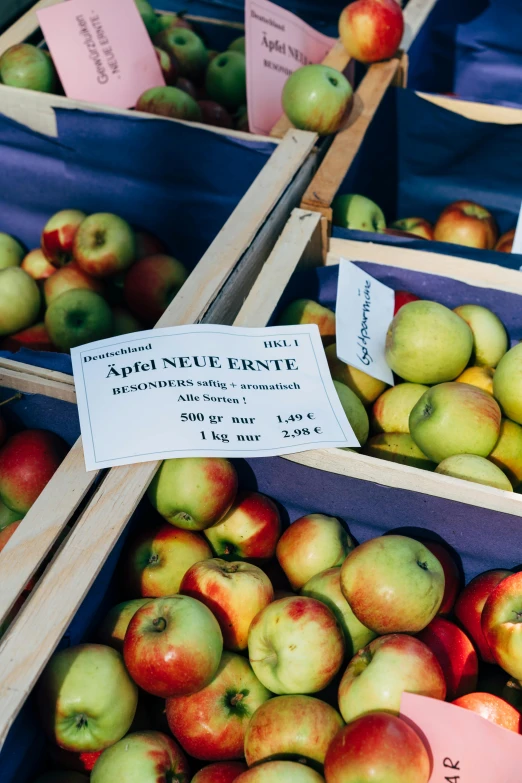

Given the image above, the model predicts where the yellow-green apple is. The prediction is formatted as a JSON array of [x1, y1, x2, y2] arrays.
[[276, 299, 336, 346], [454, 304, 508, 368], [166, 651, 271, 760], [0, 322, 55, 353], [409, 382, 501, 462], [454, 569, 512, 663], [282, 66, 352, 135], [21, 248, 55, 280], [332, 194, 386, 232], [125, 523, 212, 597], [192, 763, 247, 783], [38, 644, 138, 751], [456, 365, 495, 395], [198, 101, 234, 129], [301, 567, 376, 657], [276, 514, 354, 591], [324, 713, 430, 783], [434, 200, 498, 249], [417, 616, 478, 700], [333, 380, 369, 445], [180, 559, 273, 650], [371, 383, 428, 434], [148, 457, 238, 531], [452, 692, 521, 732], [363, 433, 436, 470], [418, 539, 461, 615], [91, 731, 188, 783], [0, 429, 68, 513], [338, 634, 446, 722], [154, 28, 208, 79], [204, 490, 281, 560], [435, 453, 512, 491], [493, 343, 522, 425], [0, 497, 22, 530], [155, 46, 179, 85], [481, 571, 522, 680], [339, 0, 404, 63], [386, 301, 473, 383], [73, 213, 135, 278], [489, 419, 522, 489], [124, 254, 188, 325], [390, 218, 434, 240], [0, 43, 56, 92], [247, 596, 344, 694], [340, 535, 444, 634], [0, 232, 24, 270], [228, 37, 245, 53], [137, 85, 202, 120], [393, 290, 421, 314], [112, 306, 141, 335], [0, 267, 41, 337], [237, 763, 324, 782], [45, 289, 113, 351], [495, 228, 516, 253], [206, 51, 246, 111], [123, 595, 223, 697], [135, 229, 167, 260], [326, 344, 387, 404], [244, 694, 343, 768], [97, 598, 151, 652], [42, 210, 87, 267], [43, 261, 105, 306], [34, 773, 88, 783]]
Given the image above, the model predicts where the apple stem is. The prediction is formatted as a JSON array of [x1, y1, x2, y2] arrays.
[[0, 393, 22, 408], [230, 693, 244, 707], [152, 617, 167, 632]]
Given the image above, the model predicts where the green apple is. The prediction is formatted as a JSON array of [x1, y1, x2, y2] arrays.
[[371, 383, 429, 434], [228, 36, 245, 54], [0, 43, 56, 92], [97, 598, 151, 653], [137, 85, 202, 121], [91, 731, 189, 783], [111, 306, 141, 336], [493, 343, 522, 425], [282, 65, 352, 136], [206, 51, 246, 111], [326, 344, 388, 404], [135, 0, 161, 37], [0, 232, 24, 270], [277, 299, 336, 346], [154, 28, 208, 79], [0, 267, 41, 337], [0, 498, 23, 531], [385, 300, 473, 384], [454, 305, 508, 368], [489, 419, 522, 490], [363, 433, 436, 470], [45, 289, 113, 351], [409, 382, 501, 462], [333, 380, 369, 446], [332, 194, 385, 231], [435, 454, 512, 491]]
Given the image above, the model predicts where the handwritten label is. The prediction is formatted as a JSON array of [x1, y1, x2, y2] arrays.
[[38, 0, 164, 108], [245, 0, 336, 135], [71, 324, 358, 470], [335, 260, 395, 386]]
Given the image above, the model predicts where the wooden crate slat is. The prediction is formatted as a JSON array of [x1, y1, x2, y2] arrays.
[[0, 366, 76, 403]]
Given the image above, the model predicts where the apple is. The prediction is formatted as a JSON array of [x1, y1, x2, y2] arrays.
[[386, 301, 473, 384], [124, 254, 188, 325], [244, 694, 343, 768], [301, 566, 376, 657], [409, 382, 501, 462], [326, 344, 387, 404], [282, 65, 352, 136], [21, 249, 55, 280], [112, 306, 141, 336], [456, 365, 495, 395], [228, 37, 245, 54], [192, 763, 247, 783], [0, 267, 41, 337], [237, 763, 324, 782], [177, 76, 199, 99], [135, 0, 162, 37], [363, 433, 436, 470], [481, 571, 522, 681], [125, 523, 212, 597], [333, 380, 369, 446], [73, 213, 135, 278], [248, 595, 344, 694], [204, 490, 281, 560], [123, 595, 223, 698], [206, 51, 246, 111], [148, 457, 238, 531], [493, 343, 522, 425], [154, 46, 179, 85], [154, 28, 208, 79], [495, 228, 516, 253], [454, 569, 512, 663], [390, 218, 434, 240], [0, 429, 68, 514], [324, 713, 430, 783], [97, 598, 151, 652], [0, 43, 56, 92], [340, 535, 444, 634], [135, 229, 167, 260], [419, 539, 461, 615], [339, 0, 404, 63], [276, 299, 336, 346], [0, 497, 22, 530], [454, 304, 508, 368], [166, 651, 271, 760], [332, 194, 385, 231], [43, 261, 105, 306], [34, 774, 88, 783], [38, 644, 138, 751], [42, 209, 87, 267], [489, 419, 522, 490], [435, 454, 512, 491], [417, 616, 478, 700], [180, 558, 273, 650], [276, 514, 355, 591], [0, 322, 56, 353], [452, 692, 522, 732], [0, 232, 24, 270], [198, 100, 234, 129], [156, 12, 194, 33], [434, 200, 498, 249], [45, 289, 113, 351], [371, 383, 429, 434], [91, 731, 188, 783], [394, 290, 421, 314]]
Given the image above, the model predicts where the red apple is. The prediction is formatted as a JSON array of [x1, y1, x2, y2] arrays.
[[495, 228, 516, 253], [43, 261, 105, 306], [41, 209, 87, 267], [166, 651, 271, 760], [390, 218, 434, 240], [418, 539, 461, 615], [417, 616, 478, 700], [339, 0, 404, 64], [0, 321, 57, 353], [134, 229, 167, 261], [90, 731, 189, 782], [124, 254, 188, 325], [191, 762, 247, 783], [394, 290, 421, 315], [123, 595, 223, 698], [324, 713, 430, 783], [198, 100, 234, 129], [482, 571, 522, 681], [204, 490, 281, 560], [49, 744, 103, 773], [454, 569, 512, 663], [452, 692, 522, 733], [155, 46, 179, 85], [73, 213, 136, 278], [434, 200, 498, 249], [21, 248, 55, 280]]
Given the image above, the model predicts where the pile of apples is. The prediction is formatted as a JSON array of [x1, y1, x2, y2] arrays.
[[29, 454, 522, 783], [332, 193, 516, 252], [278, 289, 522, 492], [0, 209, 187, 353]]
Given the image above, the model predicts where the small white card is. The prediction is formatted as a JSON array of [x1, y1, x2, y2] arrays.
[[335, 260, 395, 386], [71, 324, 358, 470]]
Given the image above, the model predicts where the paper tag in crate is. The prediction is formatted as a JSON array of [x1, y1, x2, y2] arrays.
[[71, 324, 359, 471], [335, 259, 395, 386], [245, 0, 336, 135], [37, 0, 164, 108]]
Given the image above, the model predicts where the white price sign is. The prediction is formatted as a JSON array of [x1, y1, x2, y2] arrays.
[[71, 324, 358, 470]]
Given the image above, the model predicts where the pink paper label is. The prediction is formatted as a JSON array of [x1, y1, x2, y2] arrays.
[[37, 0, 165, 109], [401, 693, 522, 782], [245, 0, 336, 136]]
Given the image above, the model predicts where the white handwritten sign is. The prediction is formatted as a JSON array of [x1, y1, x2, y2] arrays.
[[71, 324, 358, 470], [335, 260, 395, 386]]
